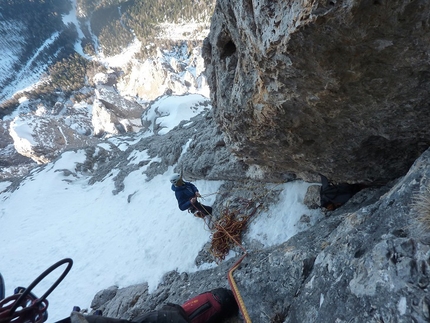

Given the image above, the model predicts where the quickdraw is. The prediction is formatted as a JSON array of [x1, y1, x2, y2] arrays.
[[0, 258, 73, 323]]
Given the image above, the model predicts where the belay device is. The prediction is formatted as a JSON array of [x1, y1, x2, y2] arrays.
[[0, 258, 73, 323]]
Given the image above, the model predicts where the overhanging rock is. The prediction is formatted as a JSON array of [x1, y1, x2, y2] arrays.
[[203, 0, 430, 184]]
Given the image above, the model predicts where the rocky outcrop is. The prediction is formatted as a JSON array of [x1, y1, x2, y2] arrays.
[[92, 86, 144, 137], [5, 2, 430, 321], [116, 46, 208, 101], [0, 120, 35, 180], [203, 0, 430, 184], [85, 108, 248, 193], [9, 113, 99, 164], [87, 147, 430, 323]]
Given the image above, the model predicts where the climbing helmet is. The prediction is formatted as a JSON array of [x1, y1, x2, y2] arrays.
[[170, 173, 182, 185]]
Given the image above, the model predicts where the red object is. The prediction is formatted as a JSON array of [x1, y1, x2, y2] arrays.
[[181, 291, 222, 323]]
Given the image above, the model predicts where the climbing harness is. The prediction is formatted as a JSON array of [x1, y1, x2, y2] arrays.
[[0, 258, 73, 323], [190, 197, 214, 231]]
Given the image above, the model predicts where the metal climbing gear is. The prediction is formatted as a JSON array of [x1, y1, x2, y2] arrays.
[[0, 258, 73, 323]]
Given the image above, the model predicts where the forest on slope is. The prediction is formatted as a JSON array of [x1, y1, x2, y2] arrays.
[[78, 0, 215, 56], [0, 0, 215, 115]]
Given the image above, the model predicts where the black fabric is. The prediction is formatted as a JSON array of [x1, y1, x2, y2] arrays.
[[186, 302, 211, 321], [0, 274, 4, 300], [210, 288, 238, 317], [54, 318, 71, 323], [133, 303, 190, 323], [319, 174, 363, 210], [85, 316, 132, 323], [189, 202, 212, 216], [55, 303, 189, 323], [55, 314, 132, 323]]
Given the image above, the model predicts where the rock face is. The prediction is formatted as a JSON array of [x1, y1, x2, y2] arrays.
[[88, 147, 430, 323], [203, 0, 430, 184], [0, 120, 35, 180], [6, 93, 429, 323], [8, 104, 99, 164], [92, 86, 144, 136], [117, 46, 208, 101]]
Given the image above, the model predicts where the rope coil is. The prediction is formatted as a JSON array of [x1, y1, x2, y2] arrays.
[[191, 184, 282, 323], [206, 198, 261, 323], [0, 258, 73, 323]]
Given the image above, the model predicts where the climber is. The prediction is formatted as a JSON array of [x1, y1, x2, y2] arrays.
[[319, 174, 364, 210], [170, 173, 212, 218]]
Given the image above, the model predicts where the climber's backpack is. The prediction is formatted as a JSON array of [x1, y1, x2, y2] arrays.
[[319, 174, 362, 210], [181, 288, 238, 323]]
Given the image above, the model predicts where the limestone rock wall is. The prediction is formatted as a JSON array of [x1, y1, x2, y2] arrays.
[[88, 147, 430, 323], [203, 0, 430, 184]]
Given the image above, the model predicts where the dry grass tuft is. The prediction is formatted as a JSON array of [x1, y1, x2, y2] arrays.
[[413, 186, 430, 231]]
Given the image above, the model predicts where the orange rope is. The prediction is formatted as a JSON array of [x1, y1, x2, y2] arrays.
[[211, 210, 252, 322], [196, 196, 257, 322], [227, 253, 251, 323]]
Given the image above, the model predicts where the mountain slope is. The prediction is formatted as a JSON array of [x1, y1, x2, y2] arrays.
[[0, 99, 322, 321], [0, 0, 74, 102]]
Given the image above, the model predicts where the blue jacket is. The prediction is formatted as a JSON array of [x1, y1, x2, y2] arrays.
[[171, 182, 198, 211]]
